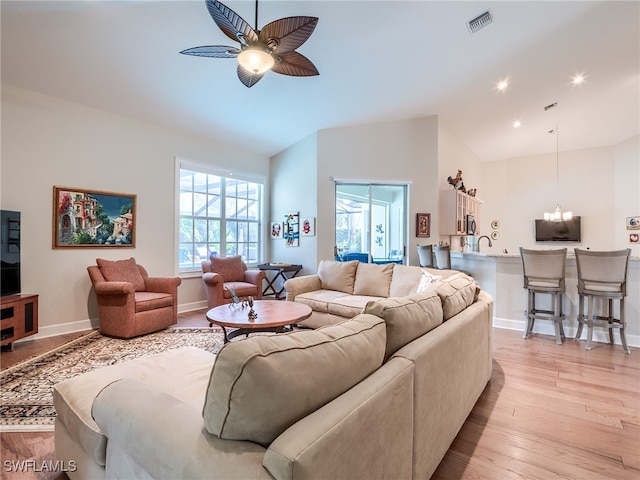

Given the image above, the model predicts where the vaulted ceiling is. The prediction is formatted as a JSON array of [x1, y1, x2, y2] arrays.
[[2, 1, 638, 160]]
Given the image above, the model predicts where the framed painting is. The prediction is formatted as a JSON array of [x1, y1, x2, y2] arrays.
[[53, 186, 136, 248], [301, 217, 315, 236], [626, 216, 640, 230], [284, 211, 299, 247], [416, 213, 431, 238], [270, 221, 283, 239]]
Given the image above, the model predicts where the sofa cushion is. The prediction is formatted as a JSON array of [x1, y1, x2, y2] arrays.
[[365, 291, 443, 360], [97, 257, 145, 292], [317, 260, 358, 294], [389, 265, 424, 297], [433, 272, 480, 320], [328, 295, 382, 318], [353, 263, 394, 297], [202, 314, 386, 446], [295, 290, 351, 313], [222, 281, 259, 299], [210, 255, 246, 282], [134, 292, 173, 313], [53, 347, 216, 467]]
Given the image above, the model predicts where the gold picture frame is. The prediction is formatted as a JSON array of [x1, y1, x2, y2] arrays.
[[53, 186, 136, 248]]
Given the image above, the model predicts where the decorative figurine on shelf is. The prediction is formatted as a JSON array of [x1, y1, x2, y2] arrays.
[[247, 296, 257, 321], [467, 188, 477, 197], [447, 170, 466, 193]]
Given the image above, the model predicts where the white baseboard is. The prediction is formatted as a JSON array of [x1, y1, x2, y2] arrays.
[[178, 301, 208, 313], [13, 301, 209, 345], [493, 316, 639, 348]]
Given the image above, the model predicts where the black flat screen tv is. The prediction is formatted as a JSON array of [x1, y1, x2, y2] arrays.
[[535, 217, 581, 242], [1, 210, 21, 296]]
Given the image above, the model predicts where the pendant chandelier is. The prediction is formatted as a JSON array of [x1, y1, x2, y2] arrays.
[[544, 126, 572, 221]]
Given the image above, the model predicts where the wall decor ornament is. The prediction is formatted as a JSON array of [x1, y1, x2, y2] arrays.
[[626, 216, 640, 230], [416, 213, 431, 238], [284, 212, 299, 247], [301, 217, 315, 236], [53, 186, 136, 248], [270, 222, 283, 239]]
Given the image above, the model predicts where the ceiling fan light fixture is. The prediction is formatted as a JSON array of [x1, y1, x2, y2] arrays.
[[237, 48, 274, 74]]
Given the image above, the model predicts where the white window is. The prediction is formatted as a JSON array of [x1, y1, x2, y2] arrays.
[[177, 160, 263, 273]]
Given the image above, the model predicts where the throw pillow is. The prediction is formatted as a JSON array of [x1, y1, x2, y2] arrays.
[[210, 255, 245, 282], [202, 314, 386, 446], [416, 269, 442, 293], [317, 260, 358, 294], [96, 257, 145, 292], [433, 272, 480, 320], [365, 291, 443, 360], [353, 263, 394, 297]]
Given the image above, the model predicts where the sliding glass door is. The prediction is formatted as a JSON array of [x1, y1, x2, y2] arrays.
[[335, 183, 407, 264]]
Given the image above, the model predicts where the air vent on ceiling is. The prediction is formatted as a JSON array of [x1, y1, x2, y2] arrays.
[[468, 11, 493, 34]]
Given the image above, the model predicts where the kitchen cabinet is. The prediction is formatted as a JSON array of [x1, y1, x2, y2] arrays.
[[439, 189, 482, 235]]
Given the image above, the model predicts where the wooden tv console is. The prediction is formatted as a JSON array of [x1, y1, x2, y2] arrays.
[[1, 293, 38, 351]]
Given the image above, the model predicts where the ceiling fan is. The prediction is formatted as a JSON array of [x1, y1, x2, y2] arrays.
[[181, 0, 319, 88]]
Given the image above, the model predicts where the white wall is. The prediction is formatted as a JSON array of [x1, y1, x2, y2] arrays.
[[316, 116, 439, 269], [269, 116, 440, 272], [269, 133, 318, 274], [480, 136, 640, 256], [615, 135, 640, 255], [1, 85, 270, 337]]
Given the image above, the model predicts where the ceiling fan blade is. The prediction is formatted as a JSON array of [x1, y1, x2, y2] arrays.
[[272, 51, 319, 77], [180, 45, 240, 58], [259, 16, 318, 54], [206, 0, 258, 45], [237, 65, 265, 88]]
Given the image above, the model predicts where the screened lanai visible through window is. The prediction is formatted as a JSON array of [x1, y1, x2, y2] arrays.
[[335, 183, 407, 264], [179, 167, 262, 272]]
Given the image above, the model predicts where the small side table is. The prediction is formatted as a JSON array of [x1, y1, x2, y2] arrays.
[[258, 263, 303, 299]]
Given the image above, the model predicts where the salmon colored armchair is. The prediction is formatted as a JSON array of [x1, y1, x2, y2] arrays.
[[88, 257, 181, 339], [201, 255, 265, 312]]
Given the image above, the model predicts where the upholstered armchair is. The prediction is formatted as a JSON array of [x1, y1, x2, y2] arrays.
[[201, 255, 265, 310], [87, 257, 181, 339]]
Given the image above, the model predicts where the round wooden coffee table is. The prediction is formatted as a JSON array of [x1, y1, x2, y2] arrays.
[[206, 300, 312, 343]]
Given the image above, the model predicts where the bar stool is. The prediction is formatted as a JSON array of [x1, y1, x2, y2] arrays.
[[417, 245, 434, 267], [433, 245, 451, 269], [520, 247, 567, 345], [574, 248, 631, 354]]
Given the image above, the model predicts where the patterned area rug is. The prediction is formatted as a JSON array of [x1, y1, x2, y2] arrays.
[[0, 327, 224, 431]]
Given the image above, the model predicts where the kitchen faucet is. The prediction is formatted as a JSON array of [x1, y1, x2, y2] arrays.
[[475, 235, 493, 253]]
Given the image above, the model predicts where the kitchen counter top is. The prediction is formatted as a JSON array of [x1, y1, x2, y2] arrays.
[[451, 251, 640, 261]]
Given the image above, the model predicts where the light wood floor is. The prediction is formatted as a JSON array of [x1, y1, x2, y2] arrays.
[[1, 310, 638, 480]]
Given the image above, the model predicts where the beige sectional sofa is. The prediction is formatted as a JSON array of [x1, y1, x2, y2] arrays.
[[54, 261, 493, 480], [284, 259, 465, 328]]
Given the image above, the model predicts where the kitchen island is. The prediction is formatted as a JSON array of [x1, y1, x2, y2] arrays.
[[450, 251, 640, 349]]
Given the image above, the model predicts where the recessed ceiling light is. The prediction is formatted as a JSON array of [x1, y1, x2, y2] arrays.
[[512, 120, 522, 128], [496, 79, 509, 91], [572, 73, 586, 85]]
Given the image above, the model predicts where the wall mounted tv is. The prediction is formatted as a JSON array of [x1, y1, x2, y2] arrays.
[[1, 210, 21, 296], [535, 217, 581, 242]]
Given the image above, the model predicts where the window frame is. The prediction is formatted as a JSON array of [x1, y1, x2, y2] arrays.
[[175, 157, 265, 276]]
